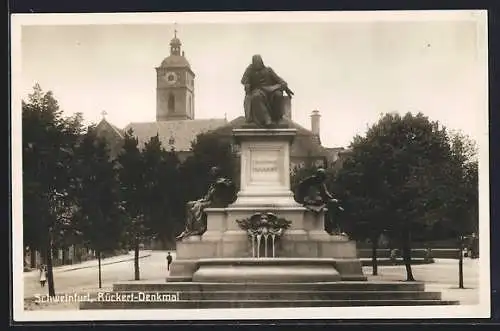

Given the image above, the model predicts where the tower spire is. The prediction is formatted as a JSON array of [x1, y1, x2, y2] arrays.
[[170, 23, 181, 56]]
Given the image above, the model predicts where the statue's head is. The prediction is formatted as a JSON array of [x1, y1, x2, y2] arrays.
[[209, 166, 221, 178], [315, 168, 327, 181], [251, 54, 265, 70]]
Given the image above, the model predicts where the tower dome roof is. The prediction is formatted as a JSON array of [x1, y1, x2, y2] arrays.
[[160, 55, 191, 68]]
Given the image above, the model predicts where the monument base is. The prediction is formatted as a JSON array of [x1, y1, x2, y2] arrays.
[[168, 206, 365, 282], [168, 258, 365, 282], [191, 258, 342, 283]]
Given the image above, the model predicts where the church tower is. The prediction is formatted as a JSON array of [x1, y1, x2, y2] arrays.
[[156, 29, 195, 121]]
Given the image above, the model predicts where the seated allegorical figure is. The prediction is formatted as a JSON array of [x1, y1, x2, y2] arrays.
[[175, 166, 236, 241], [294, 168, 345, 234], [295, 168, 343, 213]]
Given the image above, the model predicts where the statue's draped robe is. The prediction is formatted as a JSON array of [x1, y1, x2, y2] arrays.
[[179, 177, 235, 239], [241, 65, 287, 126]]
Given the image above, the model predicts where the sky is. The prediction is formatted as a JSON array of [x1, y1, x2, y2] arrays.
[[17, 11, 488, 148]]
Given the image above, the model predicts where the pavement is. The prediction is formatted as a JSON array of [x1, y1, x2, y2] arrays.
[[24, 250, 158, 300], [23, 252, 480, 309], [362, 258, 480, 305]]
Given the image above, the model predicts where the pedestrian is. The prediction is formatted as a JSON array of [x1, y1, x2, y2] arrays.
[[166, 252, 173, 271], [390, 249, 398, 265], [470, 233, 479, 259], [39, 264, 47, 288], [424, 247, 433, 263]]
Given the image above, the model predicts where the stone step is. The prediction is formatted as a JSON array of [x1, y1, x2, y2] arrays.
[[106, 290, 442, 301], [113, 281, 426, 292], [80, 299, 459, 310]]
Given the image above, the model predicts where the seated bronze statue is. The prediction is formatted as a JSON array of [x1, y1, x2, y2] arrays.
[[294, 168, 345, 234], [294, 168, 344, 213], [241, 54, 294, 127], [176, 166, 236, 241]]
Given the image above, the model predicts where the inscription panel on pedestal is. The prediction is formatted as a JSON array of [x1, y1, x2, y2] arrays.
[[249, 148, 281, 186]]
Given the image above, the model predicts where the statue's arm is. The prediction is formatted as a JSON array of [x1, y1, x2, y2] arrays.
[[241, 67, 250, 84], [321, 183, 335, 200], [197, 196, 209, 203], [199, 185, 216, 202], [269, 68, 294, 96], [241, 66, 252, 93], [215, 178, 235, 192], [268, 68, 286, 85], [321, 184, 342, 207]]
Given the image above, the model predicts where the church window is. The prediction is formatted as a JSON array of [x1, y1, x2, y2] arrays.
[[188, 95, 192, 117], [168, 94, 175, 112]]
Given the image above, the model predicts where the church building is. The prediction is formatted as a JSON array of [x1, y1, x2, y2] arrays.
[[95, 31, 342, 169]]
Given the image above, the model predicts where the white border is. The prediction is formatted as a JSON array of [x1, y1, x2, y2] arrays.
[[11, 10, 490, 322]]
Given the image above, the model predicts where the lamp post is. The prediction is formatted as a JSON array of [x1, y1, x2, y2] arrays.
[[458, 235, 465, 289]]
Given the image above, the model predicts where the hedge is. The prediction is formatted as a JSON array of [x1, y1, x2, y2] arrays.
[[357, 248, 460, 259]]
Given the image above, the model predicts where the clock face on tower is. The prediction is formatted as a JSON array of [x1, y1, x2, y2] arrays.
[[164, 71, 178, 85]]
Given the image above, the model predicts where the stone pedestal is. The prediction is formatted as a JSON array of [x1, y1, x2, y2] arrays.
[[231, 128, 300, 207]]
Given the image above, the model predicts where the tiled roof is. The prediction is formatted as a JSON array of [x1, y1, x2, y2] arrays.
[[109, 123, 125, 139], [96, 118, 124, 139], [95, 119, 125, 158], [160, 55, 191, 68], [124, 119, 227, 151], [211, 116, 328, 158], [97, 116, 330, 161]]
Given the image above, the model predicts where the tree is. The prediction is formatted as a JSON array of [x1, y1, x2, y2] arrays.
[[52, 112, 86, 264], [333, 143, 390, 276], [141, 134, 167, 246], [440, 132, 479, 288], [160, 146, 183, 243], [73, 127, 125, 288], [180, 132, 236, 203], [116, 129, 149, 280], [334, 112, 453, 281], [443, 132, 479, 236], [22, 84, 83, 296], [139, 134, 183, 247]]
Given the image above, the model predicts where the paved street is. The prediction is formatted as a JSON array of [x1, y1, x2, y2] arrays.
[[23, 252, 479, 309], [24, 250, 173, 299], [363, 258, 480, 304]]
